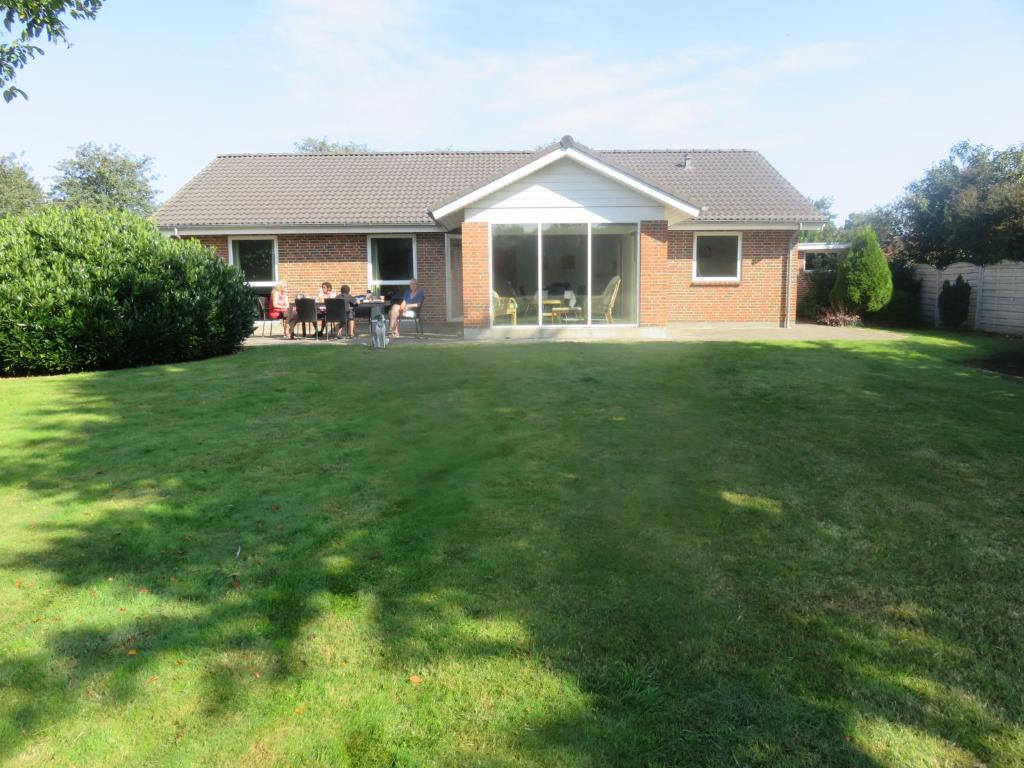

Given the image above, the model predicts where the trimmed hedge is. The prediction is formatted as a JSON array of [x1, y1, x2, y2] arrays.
[[0, 207, 256, 376]]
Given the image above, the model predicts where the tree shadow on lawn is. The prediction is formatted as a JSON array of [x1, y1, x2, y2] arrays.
[[1, 337, 1023, 765]]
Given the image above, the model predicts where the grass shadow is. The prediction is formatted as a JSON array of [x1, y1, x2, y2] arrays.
[[1, 334, 1022, 765]]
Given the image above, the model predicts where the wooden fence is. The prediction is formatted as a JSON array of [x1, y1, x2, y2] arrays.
[[913, 261, 1024, 335]]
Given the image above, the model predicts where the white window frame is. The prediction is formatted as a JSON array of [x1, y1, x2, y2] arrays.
[[367, 234, 417, 291], [445, 233, 463, 322], [228, 235, 279, 287], [488, 222, 641, 328], [803, 253, 816, 272], [692, 232, 742, 283]]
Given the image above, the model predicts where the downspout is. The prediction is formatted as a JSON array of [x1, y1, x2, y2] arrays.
[[783, 227, 798, 328]]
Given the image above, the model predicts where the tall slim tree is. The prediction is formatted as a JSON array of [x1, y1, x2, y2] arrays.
[[1, 1, 103, 102], [293, 137, 369, 153], [51, 142, 157, 215], [830, 227, 893, 313], [0, 152, 43, 216]]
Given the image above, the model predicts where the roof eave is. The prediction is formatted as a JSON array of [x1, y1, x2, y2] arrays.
[[157, 222, 444, 235], [671, 219, 828, 231]]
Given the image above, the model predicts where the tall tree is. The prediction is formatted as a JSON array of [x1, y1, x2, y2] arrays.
[[900, 141, 1024, 266], [843, 205, 903, 256], [1, 1, 103, 102], [51, 142, 157, 215], [0, 152, 44, 216], [293, 137, 369, 153]]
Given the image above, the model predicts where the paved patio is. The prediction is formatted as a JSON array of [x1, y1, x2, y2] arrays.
[[244, 321, 463, 347], [244, 321, 905, 346]]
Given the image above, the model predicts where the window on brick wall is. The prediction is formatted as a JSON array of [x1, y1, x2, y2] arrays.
[[229, 237, 277, 286], [369, 236, 416, 293], [693, 233, 741, 281], [803, 251, 842, 272]]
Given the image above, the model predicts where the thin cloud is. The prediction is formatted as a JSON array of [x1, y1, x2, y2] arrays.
[[272, 0, 862, 149]]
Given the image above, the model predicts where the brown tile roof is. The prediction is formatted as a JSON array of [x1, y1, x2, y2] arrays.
[[154, 142, 825, 228]]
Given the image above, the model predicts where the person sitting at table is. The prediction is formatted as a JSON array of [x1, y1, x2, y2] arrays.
[[317, 281, 336, 301], [268, 282, 296, 339], [337, 286, 358, 339], [388, 279, 424, 337]]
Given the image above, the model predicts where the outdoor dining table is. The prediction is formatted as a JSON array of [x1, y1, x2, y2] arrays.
[[352, 299, 389, 335], [290, 298, 387, 338]]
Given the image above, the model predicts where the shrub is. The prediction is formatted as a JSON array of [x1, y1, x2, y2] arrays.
[[0, 207, 256, 376], [817, 306, 862, 327], [938, 274, 972, 329], [830, 227, 893, 314], [797, 264, 838, 319], [870, 288, 920, 326], [868, 259, 921, 327]]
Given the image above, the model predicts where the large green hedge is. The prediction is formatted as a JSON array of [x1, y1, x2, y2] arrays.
[[0, 207, 256, 376]]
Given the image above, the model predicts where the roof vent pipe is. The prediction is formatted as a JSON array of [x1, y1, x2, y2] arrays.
[[682, 154, 692, 170]]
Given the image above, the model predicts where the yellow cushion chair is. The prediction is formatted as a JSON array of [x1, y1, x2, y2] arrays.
[[492, 291, 518, 325]]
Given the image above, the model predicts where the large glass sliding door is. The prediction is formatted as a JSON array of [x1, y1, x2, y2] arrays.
[[492, 224, 538, 325], [591, 223, 638, 324], [541, 224, 587, 325], [489, 222, 638, 326]]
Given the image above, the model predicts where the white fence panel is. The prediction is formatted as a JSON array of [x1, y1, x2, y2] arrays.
[[913, 260, 1024, 335]]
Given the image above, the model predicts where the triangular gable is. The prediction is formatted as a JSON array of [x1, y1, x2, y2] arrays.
[[429, 135, 701, 222]]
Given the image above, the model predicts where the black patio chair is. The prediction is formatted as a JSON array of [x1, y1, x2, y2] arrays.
[[397, 298, 425, 337], [322, 297, 351, 339], [293, 297, 322, 340], [254, 295, 270, 337]]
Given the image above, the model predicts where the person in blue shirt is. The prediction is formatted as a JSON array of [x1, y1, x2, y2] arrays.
[[388, 279, 424, 337]]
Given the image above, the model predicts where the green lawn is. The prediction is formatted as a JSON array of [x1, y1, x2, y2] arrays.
[[1, 333, 1023, 767]]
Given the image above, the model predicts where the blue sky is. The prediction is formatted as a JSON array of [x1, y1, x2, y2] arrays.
[[4, 0, 1023, 220]]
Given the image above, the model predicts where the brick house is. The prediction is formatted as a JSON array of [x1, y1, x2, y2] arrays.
[[155, 136, 826, 338]]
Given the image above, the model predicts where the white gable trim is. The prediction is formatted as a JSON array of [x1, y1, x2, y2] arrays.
[[430, 146, 701, 221]]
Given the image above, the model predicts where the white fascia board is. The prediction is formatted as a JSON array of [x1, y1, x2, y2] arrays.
[[160, 224, 442, 236], [429, 146, 701, 221], [797, 241, 852, 251], [672, 221, 817, 231]]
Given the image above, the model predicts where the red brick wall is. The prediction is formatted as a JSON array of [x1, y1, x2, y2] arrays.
[[665, 230, 798, 325], [785, 236, 800, 326], [276, 233, 366, 298], [186, 227, 800, 328], [182, 232, 447, 322], [795, 267, 814, 315], [413, 233, 446, 323], [193, 235, 228, 261], [639, 220, 669, 326], [462, 222, 490, 328]]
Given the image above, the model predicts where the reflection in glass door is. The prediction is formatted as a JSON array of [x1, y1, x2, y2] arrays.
[[541, 223, 588, 325]]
